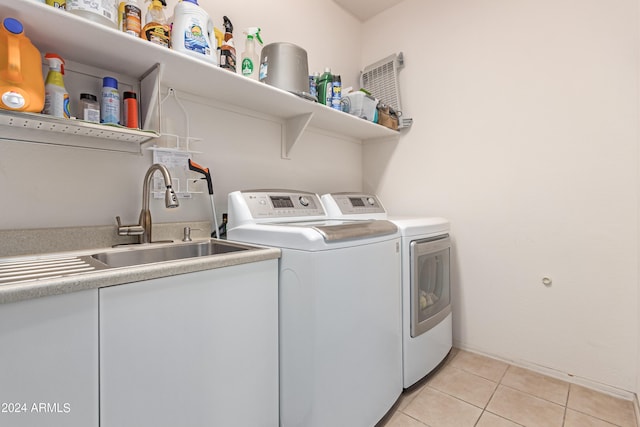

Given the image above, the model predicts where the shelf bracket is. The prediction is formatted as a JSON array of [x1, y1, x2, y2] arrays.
[[281, 113, 314, 159], [140, 63, 163, 133]]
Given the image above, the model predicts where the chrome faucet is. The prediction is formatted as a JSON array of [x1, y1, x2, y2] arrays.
[[116, 164, 179, 244]]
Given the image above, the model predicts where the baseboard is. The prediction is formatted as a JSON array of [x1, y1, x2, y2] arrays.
[[453, 340, 636, 402]]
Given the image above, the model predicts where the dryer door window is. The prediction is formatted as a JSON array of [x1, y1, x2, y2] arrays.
[[410, 236, 451, 337]]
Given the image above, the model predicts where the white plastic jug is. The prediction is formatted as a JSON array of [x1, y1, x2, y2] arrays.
[[171, 0, 217, 64]]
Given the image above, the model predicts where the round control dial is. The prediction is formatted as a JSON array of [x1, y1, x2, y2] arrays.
[[367, 197, 376, 206], [299, 196, 310, 207]]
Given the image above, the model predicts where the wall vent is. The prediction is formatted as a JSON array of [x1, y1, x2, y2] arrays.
[[361, 52, 412, 129]]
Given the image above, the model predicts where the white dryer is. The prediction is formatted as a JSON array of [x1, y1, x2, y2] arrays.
[[321, 193, 452, 388], [227, 190, 402, 427]]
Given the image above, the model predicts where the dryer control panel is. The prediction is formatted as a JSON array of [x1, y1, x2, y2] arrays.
[[322, 193, 387, 217]]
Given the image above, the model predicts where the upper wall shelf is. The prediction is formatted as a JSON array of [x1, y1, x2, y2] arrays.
[[2, 1, 399, 157]]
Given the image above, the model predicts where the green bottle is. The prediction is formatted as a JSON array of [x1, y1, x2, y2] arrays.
[[316, 67, 332, 106]]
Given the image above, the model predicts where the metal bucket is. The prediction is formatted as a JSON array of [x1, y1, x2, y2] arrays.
[[259, 42, 315, 101]]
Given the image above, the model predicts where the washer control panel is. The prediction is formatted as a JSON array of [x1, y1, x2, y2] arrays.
[[323, 193, 386, 216], [241, 190, 325, 219]]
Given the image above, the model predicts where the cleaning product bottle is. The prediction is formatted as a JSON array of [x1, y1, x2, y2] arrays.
[[240, 27, 262, 80], [317, 68, 333, 106], [101, 77, 120, 124], [171, 0, 216, 64], [309, 72, 320, 100], [142, 0, 170, 48], [119, 0, 142, 37], [0, 17, 45, 113], [331, 74, 341, 111], [219, 16, 236, 71], [43, 53, 70, 119], [123, 91, 139, 128]]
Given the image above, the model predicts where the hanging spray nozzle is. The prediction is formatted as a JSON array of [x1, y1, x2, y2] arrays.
[[245, 27, 262, 45], [188, 159, 213, 195], [188, 159, 221, 239]]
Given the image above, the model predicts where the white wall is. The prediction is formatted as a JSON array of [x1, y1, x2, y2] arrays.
[[362, 0, 639, 392], [166, 0, 364, 88], [0, 0, 364, 230]]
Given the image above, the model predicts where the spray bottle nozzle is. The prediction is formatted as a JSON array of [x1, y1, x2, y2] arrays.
[[145, 0, 165, 8], [223, 16, 233, 33], [44, 53, 65, 74], [246, 27, 262, 45]]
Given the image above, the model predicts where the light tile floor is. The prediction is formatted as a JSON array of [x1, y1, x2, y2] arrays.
[[381, 349, 637, 427]]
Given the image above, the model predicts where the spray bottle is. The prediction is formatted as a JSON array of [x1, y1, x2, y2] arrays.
[[43, 53, 70, 118], [240, 27, 262, 80], [214, 27, 223, 65], [219, 16, 236, 71], [142, 0, 170, 48]]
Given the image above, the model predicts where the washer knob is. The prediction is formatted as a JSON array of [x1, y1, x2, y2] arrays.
[[367, 197, 376, 205], [299, 196, 310, 207]]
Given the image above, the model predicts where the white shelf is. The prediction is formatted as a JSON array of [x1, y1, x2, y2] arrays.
[[0, 110, 159, 153], [3, 1, 400, 157]]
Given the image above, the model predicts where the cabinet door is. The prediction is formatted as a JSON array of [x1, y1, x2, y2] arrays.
[[99, 260, 279, 427], [0, 290, 99, 427]]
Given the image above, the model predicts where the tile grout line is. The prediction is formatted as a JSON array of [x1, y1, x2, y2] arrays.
[[472, 363, 514, 427], [561, 384, 571, 427], [565, 384, 632, 427], [406, 349, 633, 427]]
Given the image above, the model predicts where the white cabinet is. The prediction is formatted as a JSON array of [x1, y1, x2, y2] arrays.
[[0, 290, 99, 427], [1, 1, 398, 157], [99, 259, 279, 427]]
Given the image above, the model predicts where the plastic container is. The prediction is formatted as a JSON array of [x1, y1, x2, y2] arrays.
[[0, 17, 45, 113], [101, 77, 120, 125], [43, 53, 71, 118], [171, 0, 216, 64], [123, 91, 138, 128], [67, 0, 118, 29], [342, 91, 378, 122], [80, 93, 99, 123], [143, 0, 170, 48], [119, 0, 141, 37], [316, 68, 332, 106]]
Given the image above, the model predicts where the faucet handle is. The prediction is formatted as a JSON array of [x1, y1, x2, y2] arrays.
[[116, 216, 145, 236]]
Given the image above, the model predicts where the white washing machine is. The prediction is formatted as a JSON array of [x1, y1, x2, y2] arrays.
[[227, 190, 402, 427], [321, 193, 452, 389]]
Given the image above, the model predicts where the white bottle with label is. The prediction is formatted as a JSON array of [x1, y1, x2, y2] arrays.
[[240, 27, 262, 80], [171, 0, 217, 64], [43, 53, 70, 118]]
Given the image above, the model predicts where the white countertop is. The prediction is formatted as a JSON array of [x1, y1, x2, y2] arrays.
[[0, 240, 281, 304]]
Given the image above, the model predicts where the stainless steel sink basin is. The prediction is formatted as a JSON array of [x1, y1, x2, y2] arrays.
[[91, 240, 257, 268]]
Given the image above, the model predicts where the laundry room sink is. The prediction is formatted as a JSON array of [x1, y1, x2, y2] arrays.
[[91, 240, 257, 268]]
